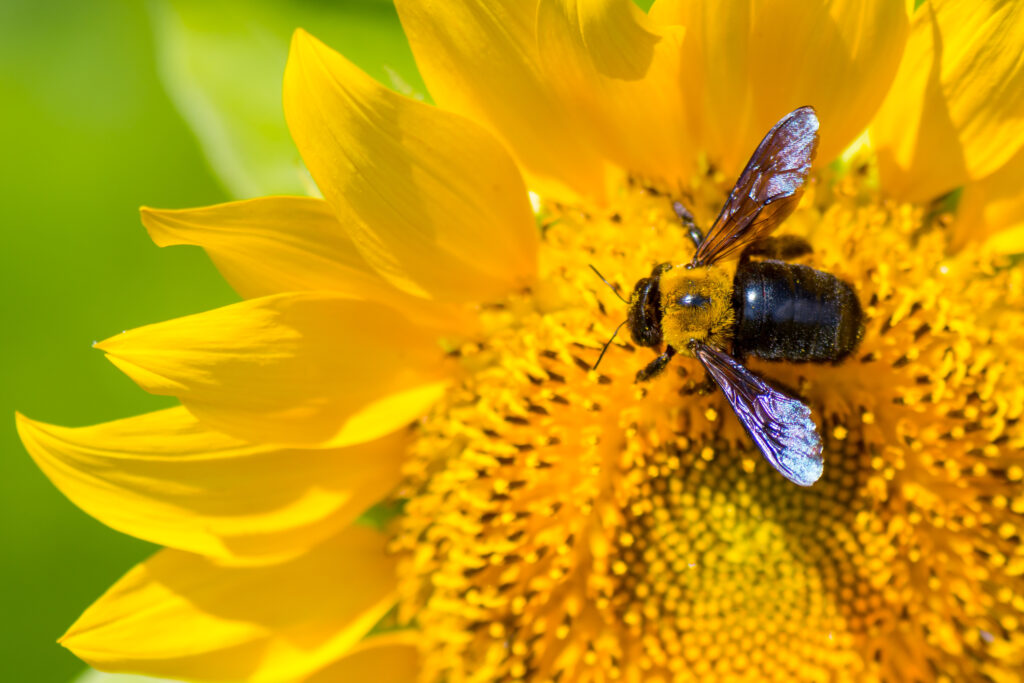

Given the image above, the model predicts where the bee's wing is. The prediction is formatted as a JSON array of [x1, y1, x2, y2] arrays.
[[692, 341, 823, 486], [691, 106, 819, 267]]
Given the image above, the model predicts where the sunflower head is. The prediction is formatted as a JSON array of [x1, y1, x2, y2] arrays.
[[17, 1, 1024, 681], [395, 168, 1024, 680]]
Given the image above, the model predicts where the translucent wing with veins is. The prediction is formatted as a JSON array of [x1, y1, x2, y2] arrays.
[[692, 106, 819, 267], [692, 340, 823, 486]]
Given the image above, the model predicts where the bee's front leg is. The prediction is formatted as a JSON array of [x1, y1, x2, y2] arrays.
[[635, 346, 677, 383], [673, 201, 704, 249]]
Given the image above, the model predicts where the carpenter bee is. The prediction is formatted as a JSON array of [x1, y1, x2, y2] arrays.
[[594, 106, 863, 486]]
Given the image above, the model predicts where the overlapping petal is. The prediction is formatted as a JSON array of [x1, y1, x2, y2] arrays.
[[140, 197, 472, 333], [872, 0, 1024, 201], [394, 0, 609, 199], [956, 145, 1024, 253], [651, 0, 907, 179], [536, 0, 692, 186], [16, 407, 407, 562], [141, 197, 398, 301], [61, 525, 396, 682], [283, 29, 537, 303], [94, 293, 448, 448], [304, 632, 418, 683], [547, 0, 660, 80]]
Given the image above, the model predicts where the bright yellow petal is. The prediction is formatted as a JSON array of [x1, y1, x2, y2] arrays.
[[94, 293, 448, 448], [283, 29, 537, 303], [543, 0, 659, 80], [651, 0, 908, 177], [140, 198, 472, 333], [394, 0, 610, 200], [141, 197, 397, 300], [870, 3, 967, 200], [648, 0, 754, 178], [61, 525, 395, 682], [304, 632, 419, 683], [872, 0, 1024, 201], [981, 225, 1024, 256], [16, 407, 407, 563], [940, 0, 1024, 179], [536, 0, 692, 186], [747, 0, 908, 168], [956, 145, 1024, 253]]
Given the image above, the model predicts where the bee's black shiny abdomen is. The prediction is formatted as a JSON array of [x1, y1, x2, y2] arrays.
[[732, 260, 863, 362]]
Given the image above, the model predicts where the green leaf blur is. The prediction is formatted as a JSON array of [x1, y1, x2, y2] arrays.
[[150, 0, 426, 198], [75, 671, 176, 683], [0, 1, 418, 681]]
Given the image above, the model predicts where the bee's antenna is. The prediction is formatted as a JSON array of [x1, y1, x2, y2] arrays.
[[589, 264, 629, 304], [593, 319, 628, 371]]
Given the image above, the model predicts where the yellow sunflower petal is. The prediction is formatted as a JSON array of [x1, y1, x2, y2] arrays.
[[956, 145, 1024, 252], [283, 29, 537, 303], [141, 197, 395, 300], [16, 407, 407, 562], [393, 0, 610, 200], [872, 0, 1024, 201], [941, 0, 1024, 178], [536, 0, 692, 186], [61, 525, 396, 682], [94, 293, 447, 448], [543, 0, 659, 80], [140, 198, 471, 333], [981, 225, 1024, 255], [648, 0, 754, 178], [870, 4, 965, 200], [304, 632, 418, 683], [651, 0, 908, 177]]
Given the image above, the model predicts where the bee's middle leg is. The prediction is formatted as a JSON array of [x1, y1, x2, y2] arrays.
[[679, 368, 717, 395], [636, 346, 677, 383]]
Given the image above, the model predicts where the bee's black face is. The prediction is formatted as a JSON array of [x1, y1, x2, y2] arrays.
[[627, 276, 663, 347]]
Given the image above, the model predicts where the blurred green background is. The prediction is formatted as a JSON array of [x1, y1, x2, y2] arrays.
[[0, 1, 423, 680]]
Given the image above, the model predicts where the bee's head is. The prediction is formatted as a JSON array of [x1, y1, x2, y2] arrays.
[[587, 263, 665, 371], [627, 274, 663, 348]]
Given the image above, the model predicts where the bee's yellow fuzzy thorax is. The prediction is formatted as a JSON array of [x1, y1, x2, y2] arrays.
[[659, 264, 735, 354]]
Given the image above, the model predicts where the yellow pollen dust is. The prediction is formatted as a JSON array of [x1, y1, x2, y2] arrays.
[[394, 172, 1024, 682]]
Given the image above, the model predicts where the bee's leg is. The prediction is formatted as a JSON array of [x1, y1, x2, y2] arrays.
[[650, 261, 673, 277], [695, 372, 717, 395], [679, 368, 718, 395], [673, 201, 704, 248], [739, 235, 813, 263], [636, 346, 677, 383]]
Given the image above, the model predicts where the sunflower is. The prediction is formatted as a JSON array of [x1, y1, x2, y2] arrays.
[[17, 0, 1024, 681]]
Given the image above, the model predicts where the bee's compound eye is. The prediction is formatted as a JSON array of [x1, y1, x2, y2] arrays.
[[678, 293, 711, 308]]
